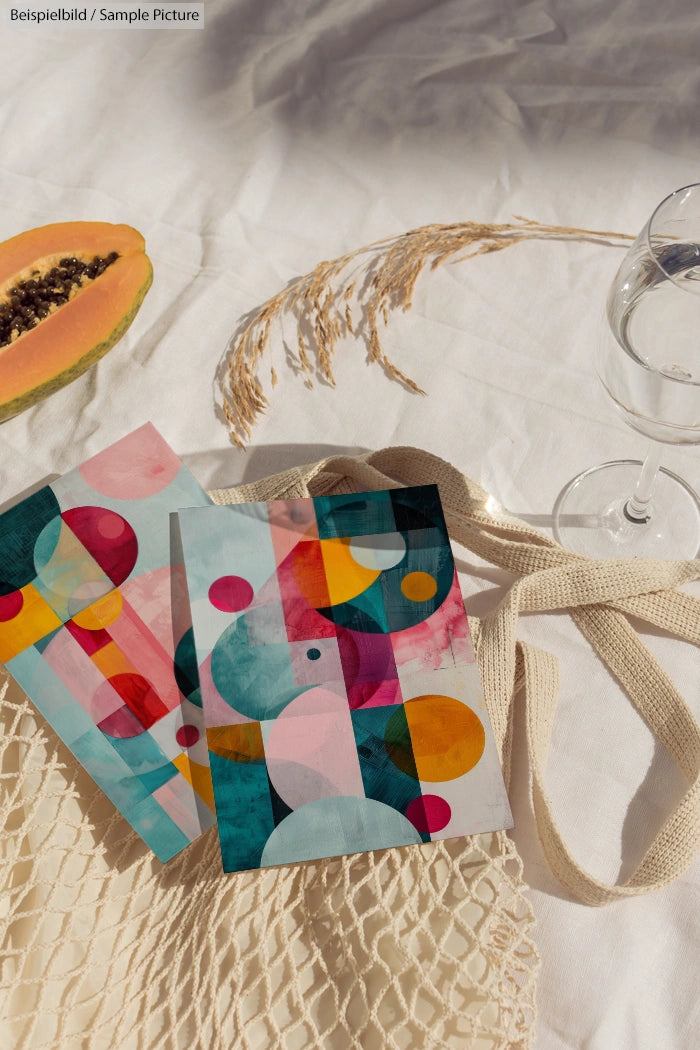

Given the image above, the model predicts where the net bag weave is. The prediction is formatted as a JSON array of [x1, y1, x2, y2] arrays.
[[3, 445, 699, 1050]]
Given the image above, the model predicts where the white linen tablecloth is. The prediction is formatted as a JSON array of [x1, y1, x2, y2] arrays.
[[1, 2, 698, 1048]]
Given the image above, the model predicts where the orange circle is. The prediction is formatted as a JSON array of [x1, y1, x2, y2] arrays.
[[400, 571, 438, 602], [404, 694, 485, 781], [72, 589, 123, 629]]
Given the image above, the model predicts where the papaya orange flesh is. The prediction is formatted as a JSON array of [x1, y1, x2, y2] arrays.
[[0, 222, 152, 422]]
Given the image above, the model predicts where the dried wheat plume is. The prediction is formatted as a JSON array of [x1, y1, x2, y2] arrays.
[[221, 218, 632, 447]]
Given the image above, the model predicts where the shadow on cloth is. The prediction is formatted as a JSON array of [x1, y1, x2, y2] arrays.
[[181, 442, 371, 493], [188, 0, 694, 154]]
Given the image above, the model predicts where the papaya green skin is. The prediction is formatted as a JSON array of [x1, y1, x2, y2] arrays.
[[0, 262, 152, 423]]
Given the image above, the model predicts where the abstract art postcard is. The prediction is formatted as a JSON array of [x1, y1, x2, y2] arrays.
[[178, 485, 512, 873], [0, 423, 215, 862]]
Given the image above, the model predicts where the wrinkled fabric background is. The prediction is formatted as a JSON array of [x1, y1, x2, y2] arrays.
[[1, 3, 699, 1048]]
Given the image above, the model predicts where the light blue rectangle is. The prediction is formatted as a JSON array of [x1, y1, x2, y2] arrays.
[[120, 793, 190, 863], [178, 503, 281, 656], [7, 647, 98, 748], [178, 503, 276, 601]]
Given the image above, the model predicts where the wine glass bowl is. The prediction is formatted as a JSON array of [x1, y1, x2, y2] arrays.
[[601, 190, 700, 444], [553, 183, 700, 559]]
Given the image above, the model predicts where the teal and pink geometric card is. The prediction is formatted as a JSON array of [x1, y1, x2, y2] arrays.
[[178, 485, 512, 873], [0, 423, 215, 862]]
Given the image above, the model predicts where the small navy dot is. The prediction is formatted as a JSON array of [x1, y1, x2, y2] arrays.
[[306, 647, 321, 661]]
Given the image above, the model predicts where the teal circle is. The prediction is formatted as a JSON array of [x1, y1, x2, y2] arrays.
[[33, 516, 63, 575], [211, 615, 302, 719]]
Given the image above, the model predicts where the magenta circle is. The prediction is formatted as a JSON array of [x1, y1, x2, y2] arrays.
[[406, 794, 452, 834], [60, 506, 138, 587], [176, 724, 200, 748], [208, 575, 254, 612]]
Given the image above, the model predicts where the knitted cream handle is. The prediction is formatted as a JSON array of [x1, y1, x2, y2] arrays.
[[212, 445, 700, 905]]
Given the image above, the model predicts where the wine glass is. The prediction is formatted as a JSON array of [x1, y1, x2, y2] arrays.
[[553, 183, 700, 559]]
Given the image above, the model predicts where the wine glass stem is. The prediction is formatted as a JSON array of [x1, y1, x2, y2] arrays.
[[624, 442, 662, 523]]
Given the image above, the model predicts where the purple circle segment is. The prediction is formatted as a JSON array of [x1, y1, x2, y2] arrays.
[[176, 724, 201, 748]]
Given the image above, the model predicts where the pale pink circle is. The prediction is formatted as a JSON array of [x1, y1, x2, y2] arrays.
[[406, 794, 452, 834], [208, 575, 254, 612], [79, 423, 181, 500], [97, 512, 127, 539]]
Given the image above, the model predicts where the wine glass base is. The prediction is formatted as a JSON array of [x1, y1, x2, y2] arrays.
[[553, 460, 700, 559]]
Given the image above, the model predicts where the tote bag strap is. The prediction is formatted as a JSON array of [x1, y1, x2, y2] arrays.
[[211, 445, 700, 905]]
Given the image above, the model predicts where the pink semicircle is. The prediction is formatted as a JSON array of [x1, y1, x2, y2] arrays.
[[79, 424, 181, 500], [266, 687, 365, 809]]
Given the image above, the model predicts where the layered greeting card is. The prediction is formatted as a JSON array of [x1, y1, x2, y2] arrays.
[[1, 424, 512, 869], [178, 484, 512, 873], [0, 424, 215, 861]]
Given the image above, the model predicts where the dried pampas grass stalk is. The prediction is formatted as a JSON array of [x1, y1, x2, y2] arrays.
[[221, 218, 632, 447]]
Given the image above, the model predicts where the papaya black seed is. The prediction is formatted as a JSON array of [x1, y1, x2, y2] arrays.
[[0, 248, 122, 346]]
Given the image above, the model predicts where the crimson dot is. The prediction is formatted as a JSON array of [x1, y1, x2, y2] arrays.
[[406, 794, 451, 834], [0, 589, 24, 622], [208, 575, 254, 612], [176, 724, 200, 748]]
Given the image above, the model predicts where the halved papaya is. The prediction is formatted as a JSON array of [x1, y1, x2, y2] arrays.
[[0, 221, 152, 422]]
